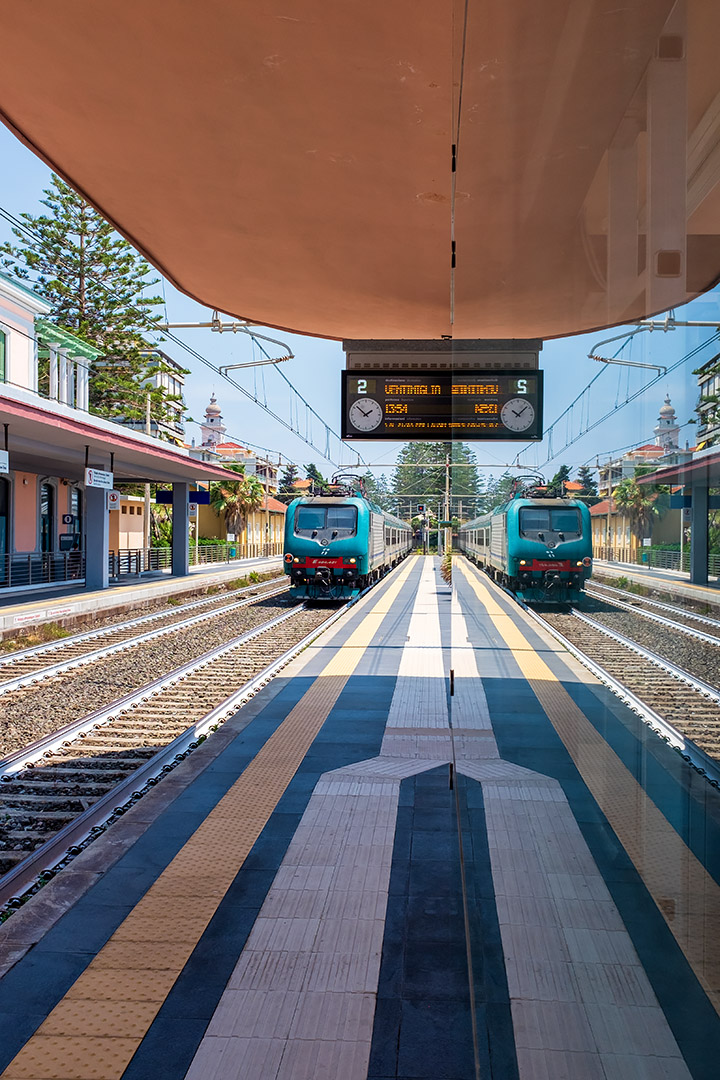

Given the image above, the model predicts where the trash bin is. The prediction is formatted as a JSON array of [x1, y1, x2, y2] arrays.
[[229, 546, 237, 558], [641, 552, 648, 564]]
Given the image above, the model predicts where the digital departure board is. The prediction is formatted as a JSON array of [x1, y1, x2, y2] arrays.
[[341, 370, 544, 441]]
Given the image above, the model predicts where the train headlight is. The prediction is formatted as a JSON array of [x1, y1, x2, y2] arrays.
[[519, 560, 526, 566], [293, 557, 300, 563], [576, 561, 583, 566], [582, 557, 592, 567]]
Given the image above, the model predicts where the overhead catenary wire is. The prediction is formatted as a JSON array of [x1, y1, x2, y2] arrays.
[[516, 329, 720, 471], [0, 203, 360, 471]]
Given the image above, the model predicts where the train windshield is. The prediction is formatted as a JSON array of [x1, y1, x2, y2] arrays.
[[295, 505, 358, 535], [519, 507, 581, 536]]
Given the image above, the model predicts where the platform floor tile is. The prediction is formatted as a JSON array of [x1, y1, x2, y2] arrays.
[[0, 561, 418, 1080]]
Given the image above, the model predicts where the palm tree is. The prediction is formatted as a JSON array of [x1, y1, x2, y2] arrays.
[[209, 465, 264, 539], [613, 468, 669, 545]]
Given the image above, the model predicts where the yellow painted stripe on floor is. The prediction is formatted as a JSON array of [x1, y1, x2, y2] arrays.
[[0, 559, 416, 1080], [458, 559, 720, 1015]]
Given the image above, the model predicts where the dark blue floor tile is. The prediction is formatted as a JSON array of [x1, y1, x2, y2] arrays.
[[122, 1017, 210, 1080], [397, 998, 476, 1079]]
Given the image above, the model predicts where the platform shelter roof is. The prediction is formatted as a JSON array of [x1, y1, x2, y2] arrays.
[[2, 385, 237, 485], [637, 447, 720, 487], [2, 2, 720, 341]]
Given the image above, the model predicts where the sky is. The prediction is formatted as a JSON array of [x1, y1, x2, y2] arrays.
[[1, 122, 719, 491]]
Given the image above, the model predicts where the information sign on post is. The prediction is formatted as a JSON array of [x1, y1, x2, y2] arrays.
[[85, 467, 114, 490], [107, 491, 121, 510], [0, 450, 8, 475], [188, 502, 198, 515], [342, 370, 543, 441]]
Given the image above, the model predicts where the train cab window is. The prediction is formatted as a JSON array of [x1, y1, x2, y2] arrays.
[[550, 509, 581, 536], [519, 507, 581, 538], [295, 505, 357, 536], [326, 506, 357, 533]]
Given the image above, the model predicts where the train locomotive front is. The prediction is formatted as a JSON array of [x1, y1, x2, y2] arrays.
[[458, 496, 593, 602], [283, 491, 411, 600]]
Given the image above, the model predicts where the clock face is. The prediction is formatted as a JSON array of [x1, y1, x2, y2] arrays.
[[500, 397, 535, 432], [349, 397, 383, 432]]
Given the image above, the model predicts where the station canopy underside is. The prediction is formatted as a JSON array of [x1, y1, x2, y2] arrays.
[[2, 395, 232, 486], [2, 1, 720, 341]]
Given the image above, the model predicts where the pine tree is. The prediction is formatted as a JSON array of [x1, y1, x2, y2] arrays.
[[391, 442, 484, 521], [576, 465, 600, 505], [0, 174, 181, 425], [279, 463, 300, 492], [362, 471, 392, 511], [545, 464, 572, 497], [305, 463, 328, 494], [484, 472, 516, 511]]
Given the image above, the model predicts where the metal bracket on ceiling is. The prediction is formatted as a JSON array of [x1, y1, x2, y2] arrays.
[[156, 310, 294, 369], [588, 326, 667, 374]]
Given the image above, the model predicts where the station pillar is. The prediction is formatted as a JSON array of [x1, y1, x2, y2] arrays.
[[172, 482, 190, 577], [690, 482, 709, 586], [85, 486, 110, 591]]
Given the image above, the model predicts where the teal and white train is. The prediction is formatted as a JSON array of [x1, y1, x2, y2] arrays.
[[457, 496, 593, 602], [283, 493, 412, 599]]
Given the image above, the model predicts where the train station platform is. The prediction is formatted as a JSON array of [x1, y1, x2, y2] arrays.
[[0, 556, 283, 636], [0, 554, 717, 1079], [593, 559, 720, 612]]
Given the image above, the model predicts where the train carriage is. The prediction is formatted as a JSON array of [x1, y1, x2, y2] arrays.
[[283, 481, 412, 599], [458, 495, 593, 602]]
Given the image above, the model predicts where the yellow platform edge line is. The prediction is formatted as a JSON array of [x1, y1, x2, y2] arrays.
[[457, 558, 720, 1016], [0, 559, 418, 1080]]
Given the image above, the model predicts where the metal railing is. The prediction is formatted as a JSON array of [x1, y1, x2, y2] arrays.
[[0, 551, 85, 589], [109, 542, 283, 579], [597, 546, 720, 576]]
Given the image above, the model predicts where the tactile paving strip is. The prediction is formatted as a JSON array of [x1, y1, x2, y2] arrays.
[[458, 559, 720, 1018], [0, 562, 417, 1080]]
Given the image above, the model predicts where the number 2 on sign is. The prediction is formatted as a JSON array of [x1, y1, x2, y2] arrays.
[[357, 379, 367, 394]]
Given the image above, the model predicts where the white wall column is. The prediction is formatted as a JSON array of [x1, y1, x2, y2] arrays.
[[76, 361, 89, 411], [48, 346, 59, 400], [57, 348, 69, 405]]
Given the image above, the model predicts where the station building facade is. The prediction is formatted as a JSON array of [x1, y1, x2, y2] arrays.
[[0, 271, 232, 595], [591, 396, 692, 563]]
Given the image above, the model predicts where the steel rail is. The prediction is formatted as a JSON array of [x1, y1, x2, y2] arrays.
[[0, 606, 300, 779], [0, 584, 288, 694], [570, 608, 720, 704], [460, 562, 720, 787], [583, 585, 720, 646], [0, 575, 285, 670], [0, 574, 377, 909], [520, 605, 720, 787], [0, 606, 307, 905], [587, 580, 720, 629]]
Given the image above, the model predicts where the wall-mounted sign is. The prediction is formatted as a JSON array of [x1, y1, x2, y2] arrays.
[[107, 491, 121, 510], [85, 467, 114, 489], [188, 502, 198, 515], [62, 514, 74, 525], [0, 450, 8, 474], [342, 370, 544, 441]]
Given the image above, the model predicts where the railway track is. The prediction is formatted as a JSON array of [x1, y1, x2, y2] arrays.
[[0, 598, 349, 908], [585, 580, 720, 644], [530, 605, 720, 781], [0, 576, 286, 690]]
